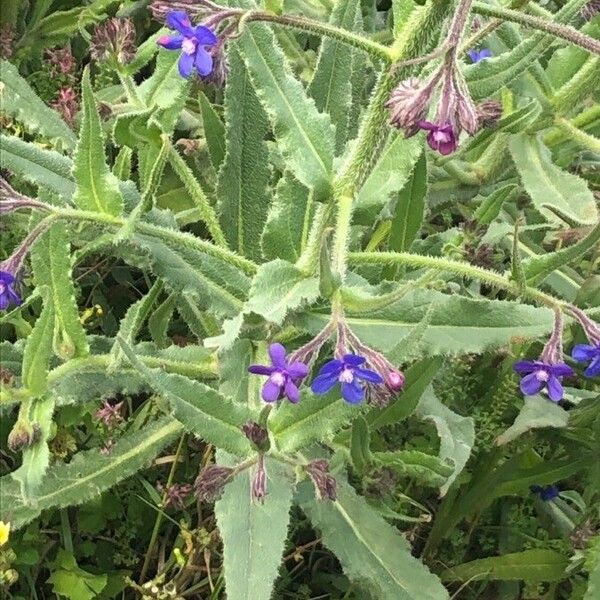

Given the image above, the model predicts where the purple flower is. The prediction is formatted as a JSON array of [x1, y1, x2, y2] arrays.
[[418, 120, 458, 155], [467, 48, 492, 63], [513, 360, 574, 402], [248, 343, 309, 403], [0, 271, 21, 311], [572, 343, 600, 378], [530, 484, 560, 501], [311, 354, 384, 404], [157, 10, 218, 79]]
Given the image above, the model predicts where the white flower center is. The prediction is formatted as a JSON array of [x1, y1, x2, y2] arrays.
[[182, 38, 197, 55], [338, 368, 354, 384], [535, 369, 550, 382], [270, 372, 286, 386]]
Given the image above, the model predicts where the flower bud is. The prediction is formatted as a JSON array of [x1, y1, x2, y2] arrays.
[[90, 18, 136, 65], [476, 101, 503, 128], [305, 459, 337, 501], [8, 421, 41, 452], [242, 421, 269, 449], [386, 78, 434, 136], [194, 465, 234, 502], [385, 370, 405, 391]]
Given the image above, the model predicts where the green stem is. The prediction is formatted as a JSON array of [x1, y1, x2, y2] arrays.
[[472, 1, 600, 55], [167, 148, 228, 249], [348, 251, 565, 308], [245, 11, 393, 62], [116, 68, 144, 107], [140, 433, 187, 583], [331, 193, 353, 279], [554, 116, 600, 154], [544, 104, 600, 146]]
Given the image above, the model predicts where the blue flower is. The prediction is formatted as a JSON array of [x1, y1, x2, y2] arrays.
[[0, 270, 21, 311], [513, 360, 574, 402], [311, 354, 383, 404], [530, 484, 560, 501], [572, 343, 600, 378], [157, 11, 218, 79], [468, 48, 492, 63], [248, 343, 309, 403]]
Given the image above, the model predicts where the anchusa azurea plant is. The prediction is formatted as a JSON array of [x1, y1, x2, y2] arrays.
[[1, 0, 599, 599]]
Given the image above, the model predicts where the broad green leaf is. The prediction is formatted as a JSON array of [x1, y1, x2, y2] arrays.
[[1, 417, 182, 530], [393, 0, 418, 38], [301, 290, 554, 357], [390, 152, 427, 252], [0, 60, 76, 149], [245, 259, 320, 324], [48, 550, 107, 600], [350, 416, 372, 472], [237, 23, 334, 197], [474, 184, 519, 226], [373, 450, 454, 487], [416, 388, 475, 495], [12, 396, 55, 500], [31, 223, 89, 361], [465, 0, 589, 100], [73, 69, 124, 216], [496, 395, 569, 446], [271, 389, 359, 453], [139, 49, 189, 111], [119, 339, 254, 456], [509, 133, 598, 225], [441, 549, 569, 583], [355, 134, 423, 223], [307, 0, 361, 153], [367, 358, 442, 431], [215, 455, 293, 600], [585, 537, 600, 600], [261, 172, 314, 262], [217, 48, 271, 261], [218, 339, 253, 405], [299, 479, 449, 600], [0, 134, 75, 199], [199, 91, 226, 171]]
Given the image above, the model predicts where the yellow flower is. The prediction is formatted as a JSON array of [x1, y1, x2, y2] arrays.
[[0, 521, 10, 546]]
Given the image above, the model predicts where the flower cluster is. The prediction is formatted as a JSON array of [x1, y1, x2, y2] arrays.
[[513, 308, 599, 404], [90, 18, 137, 66]]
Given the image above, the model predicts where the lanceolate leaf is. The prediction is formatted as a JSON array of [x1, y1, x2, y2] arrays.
[[373, 450, 454, 488], [217, 48, 271, 261], [299, 479, 449, 600], [138, 49, 189, 111], [119, 339, 254, 456], [0, 134, 75, 199], [441, 549, 569, 583], [474, 184, 519, 226], [73, 69, 124, 216], [416, 388, 475, 495], [509, 133, 597, 226], [245, 259, 320, 324], [215, 455, 294, 600], [307, 0, 362, 153], [0, 59, 77, 150], [300, 290, 555, 357], [261, 172, 314, 262], [199, 91, 226, 171], [0, 417, 182, 530], [238, 22, 334, 197]]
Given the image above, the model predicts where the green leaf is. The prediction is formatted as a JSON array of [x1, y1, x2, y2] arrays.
[[199, 91, 226, 171], [48, 550, 108, 600], [496, 395, 569, 446], [465, 0, 589, 100], [0, 60, 76, 150], [585, 537, 600, 600], [416, 388, 475, 495], [215, 455, 293, 600], [374, 450, 453, 487], [355, 133, 424, 223], [31, 223, 89, 361], [245, 259, 320, 325], [474, 184, 519, 226], [390, 152, 427, 252], [118, 338, 254, 456], [301, 290, 554, 357], [139, 49, 189, 112], [261, 172, 315, 262], [217, 48, 271, 261], [0, 134, 75, 199], [238, 23, 334, 197], [1, 417, 182, 530], [350, 416, 372, 472], [148, 293, 176, 348], [307, 0, 362, 153], [218, 339, 253, 405], [73, 69, 124, 216], [299, 478, 449, 600], [509, 133, 597, 226], [441, 549, 569, 583], [271, 389, 359, 453]]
